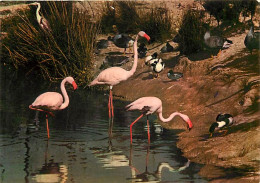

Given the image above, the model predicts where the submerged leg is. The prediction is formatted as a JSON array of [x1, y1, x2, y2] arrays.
[[146, 116, 150, 144], [130, 114, 144, 144], [46, 114, 50, 139]]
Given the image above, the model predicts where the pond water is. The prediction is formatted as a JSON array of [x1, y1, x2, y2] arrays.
[[0, 85, 207, 183]]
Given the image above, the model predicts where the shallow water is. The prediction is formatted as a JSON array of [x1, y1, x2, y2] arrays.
[[0, 89, 207, 183]]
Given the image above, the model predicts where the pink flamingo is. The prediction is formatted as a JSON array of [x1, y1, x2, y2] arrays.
[[125, 97, 193, 144], [29, 77, 78, 138], [88, 31, 150, 118]]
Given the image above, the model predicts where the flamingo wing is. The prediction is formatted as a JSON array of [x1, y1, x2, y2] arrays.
[[90, 67, 129, 86], [31, 92, 63, 110], [125, 97, 161, 115]]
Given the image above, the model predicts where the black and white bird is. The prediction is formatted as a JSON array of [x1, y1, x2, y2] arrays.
[[108, 33, 134, 55], [204, 31, 232, 57], [145, 53, 164, 78], [209, 113, 234, 137], [31, 2, 51, 32], [138, 43, 148, 58], [244, 26, 260, 54], [160, 42, 174, 53]]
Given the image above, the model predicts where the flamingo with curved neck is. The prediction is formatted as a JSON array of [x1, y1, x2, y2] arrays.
[[89, 31, 150, 120], [29, 76, 78, 138], [125, 96, 193, 144]]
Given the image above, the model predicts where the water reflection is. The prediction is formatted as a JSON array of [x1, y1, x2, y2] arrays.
[[0, 91, 206, 182], [128, 146, 190, 183]]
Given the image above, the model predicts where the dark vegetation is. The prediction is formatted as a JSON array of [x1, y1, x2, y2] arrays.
[[100, 1, 173, 43], [2, 1, 99, 86]]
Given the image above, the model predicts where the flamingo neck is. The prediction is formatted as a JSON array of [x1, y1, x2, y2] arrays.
[[59, 79, 70, 110], [36, 3, 41, 22], [158, 110, 180, 123], [129, 35, 139, 74]]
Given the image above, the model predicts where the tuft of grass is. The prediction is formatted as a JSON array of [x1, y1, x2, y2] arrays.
[[178, 9, 208, 55], [2, 1, 100, 85]]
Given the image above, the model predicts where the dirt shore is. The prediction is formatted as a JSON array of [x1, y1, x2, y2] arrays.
[[110, 32, 260, 182]]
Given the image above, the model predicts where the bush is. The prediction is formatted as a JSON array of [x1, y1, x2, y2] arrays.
[[178, 9, 208, 55], [2, 1, 99, 85], [99, 2, 173, 42]]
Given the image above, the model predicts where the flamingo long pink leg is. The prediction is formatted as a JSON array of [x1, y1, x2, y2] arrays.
[[146, 117, 150, 144], [108, 92, 111, 118], [29, 105, 54, 117], [46, 114, 50, 139], [130, 114, 144, 144], [110, 90, 114, 117]]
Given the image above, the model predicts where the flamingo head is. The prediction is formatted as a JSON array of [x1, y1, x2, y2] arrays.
[[186, 119, 193, 131], [65, 76, 78, 90], [138, 31, 150, 41]]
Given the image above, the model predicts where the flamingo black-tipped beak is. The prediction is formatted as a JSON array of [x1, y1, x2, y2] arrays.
[[187, 119, 193, 131], [72, 81, 78, 90]]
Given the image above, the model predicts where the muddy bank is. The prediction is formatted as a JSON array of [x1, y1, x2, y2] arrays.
[[111, 32, 260, 181]]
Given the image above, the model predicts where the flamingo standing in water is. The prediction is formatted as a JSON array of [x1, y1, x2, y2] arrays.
[[29, 77, 78, 138], [125, 97, 193, 144], [89, 31, 150, 119]]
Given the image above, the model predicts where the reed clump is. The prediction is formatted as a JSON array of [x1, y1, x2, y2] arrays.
[[2, 1, 99, 85]]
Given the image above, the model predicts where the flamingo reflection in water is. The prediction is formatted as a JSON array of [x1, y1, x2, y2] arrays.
[[129, 147, 190, 183]]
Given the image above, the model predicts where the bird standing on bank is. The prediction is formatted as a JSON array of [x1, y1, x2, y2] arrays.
[[108, 33, 134, 55], [89, 31, 150, 120], [145, 53, 165, 78], [244, 26, 260, 54], [29, 77, 78, 138], [125, 97, 193, 144], [209, 113, 234, 137], [204, 31, 232, 58], [31, 2, 52, 32]]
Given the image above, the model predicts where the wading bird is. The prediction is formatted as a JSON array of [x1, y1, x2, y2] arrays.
[[31, 2, 52, 32], [209, 113, 234, 137], [89, 31, 150, 119], [125, 97, 193, 144], [204, 31, 232, 58], [29, 77, 78, 138], [244, 26, 260, 54]]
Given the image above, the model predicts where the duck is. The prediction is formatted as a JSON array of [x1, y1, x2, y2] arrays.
[[160, 42, 174, 53], [150, 58, 165, 78], [244, 26, 260, 54], [138, 43, 148, 58], [145, 53, 165, 78], [167, 70, 183, 81], [108, 33, 134, 55], [204, 31, 233, 58], [209, 113, 234, 137]]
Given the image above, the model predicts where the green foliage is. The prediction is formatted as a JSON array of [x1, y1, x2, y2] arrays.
[[178, 9, 208, 55], [2, 1, 99, 85]]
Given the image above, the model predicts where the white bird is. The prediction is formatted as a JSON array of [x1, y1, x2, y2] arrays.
[[29, 77, 78, 138], [126, 97, 193, 144], [145, 53, 165, 78], [89, 31, 150, 120], [31, 2, 52, 32]]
